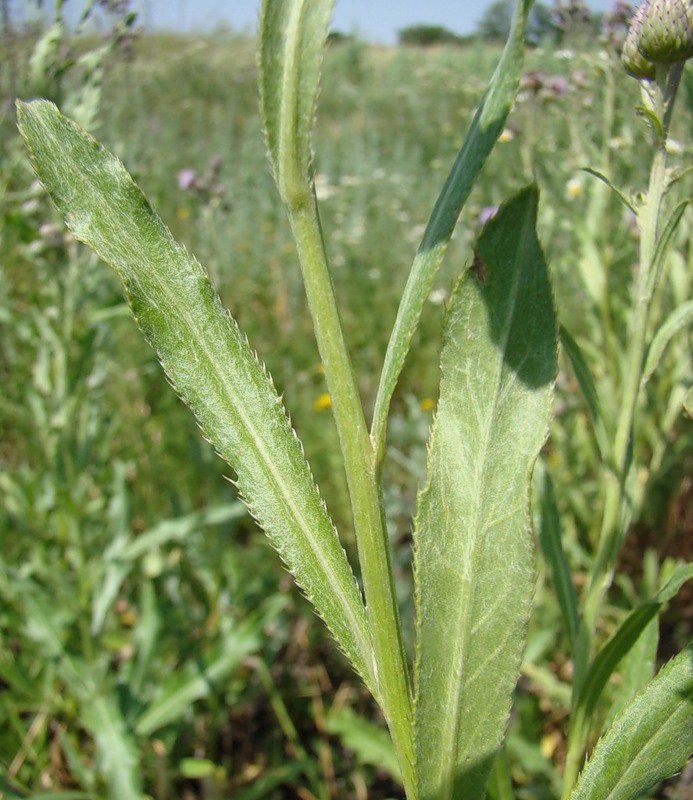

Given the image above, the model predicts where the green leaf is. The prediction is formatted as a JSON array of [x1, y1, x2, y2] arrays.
[[371, 0, 533, 464], [485, 746, 513, 800], [135, 601, 280, 736], [576, 562, 693, 726], [581, 168, 637, 214], [413, 186, 557, 800], [17, 98, 375, 695], [605, 610, 657, 727], [559, 325, 610, 461], [325, 706, 401, 782], [537, 464, 580, 654], [643, 299, 693, 383], [685, 387, 693, 417], [80, 694, 143, 800], [259, 0, 334, 209], [94, 500, 247, 634], [178, 758, 219, 779], [119, 503, 247, 562], [570, 644, 693, 800], [646, 200, 690, 301]]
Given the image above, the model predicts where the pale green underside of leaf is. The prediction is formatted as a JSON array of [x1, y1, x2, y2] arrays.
[[570, 644, 693, 800], [259, 0, 334, 207], [413, 186, 557, 800], [17, 99, 375, 695]]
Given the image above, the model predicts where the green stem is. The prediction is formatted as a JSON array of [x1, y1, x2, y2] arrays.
[[562, 62, 683, 800], [583, 62, 680, 639], [288, 194, 415, 797]]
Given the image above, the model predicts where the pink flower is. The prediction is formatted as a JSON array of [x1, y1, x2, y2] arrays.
[[177, 168, 197, 190]]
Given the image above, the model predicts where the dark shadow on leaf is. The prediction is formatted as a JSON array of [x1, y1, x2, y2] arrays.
[[420, 751, 496, 800], [471, 184, 557, 391]]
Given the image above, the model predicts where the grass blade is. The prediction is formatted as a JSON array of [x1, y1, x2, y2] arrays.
[[371, 0, 533, 465], [575, 562, 693, 726], [643, 299, 693, 383], [559, 325, 610, 462], [569, 644, 693, 800], [135, 600, 282, 736], [537, 464, 580, 654], [80, 695, 143, 800], [413, 186, 557, 800], [17, 98, 375, 694], [325, 706, 402, 783]]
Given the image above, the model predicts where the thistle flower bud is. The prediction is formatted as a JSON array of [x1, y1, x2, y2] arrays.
[[622, 9, 657, 78], [635, 0, 693, 63]]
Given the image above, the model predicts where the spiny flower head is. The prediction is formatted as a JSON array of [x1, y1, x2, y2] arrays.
[[632, 0, 693, 64], [622, 7, 658, 77]]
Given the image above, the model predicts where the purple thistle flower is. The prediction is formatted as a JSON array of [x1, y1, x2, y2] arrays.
[[177, 168, 197, 190], [479, 206, 498, 224]]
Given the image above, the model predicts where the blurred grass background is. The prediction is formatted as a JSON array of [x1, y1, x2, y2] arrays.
[[1, 7, 692, 798]]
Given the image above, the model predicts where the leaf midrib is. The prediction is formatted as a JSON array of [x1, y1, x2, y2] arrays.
[[441, 213, 533, 798], [140, 246, 374, 684], [36, 106, 375, 689], [600, 695, 691, 800]]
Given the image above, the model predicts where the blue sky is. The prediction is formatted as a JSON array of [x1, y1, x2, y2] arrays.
[[131, 0, 617, 44]]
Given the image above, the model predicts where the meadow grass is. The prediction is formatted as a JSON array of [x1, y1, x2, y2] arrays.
[[2, 24, 692, 799]]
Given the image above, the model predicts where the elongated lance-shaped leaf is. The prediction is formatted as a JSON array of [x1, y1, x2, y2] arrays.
[[259, 0, 334, 210], [537, 463, 580, 655], [569, 644, 693, 800], [413, 186, 557, 800], [646, 199, 689, 302], [17, 99, 376, 696], [574, 562, 693, 729], [643, 299, 693, 383], [371, 0, 533, 465], [559, 325, 609, 463]]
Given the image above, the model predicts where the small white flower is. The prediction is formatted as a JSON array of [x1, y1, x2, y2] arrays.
[[428, 288, 448, 305], [566, 177, 583, 199], [314, 173, 336, 201], [665, 139, 684, 155]]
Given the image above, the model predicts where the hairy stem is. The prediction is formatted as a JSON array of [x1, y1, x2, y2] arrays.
[[563, 62, 684, 800], [288, 194, 415, 796]]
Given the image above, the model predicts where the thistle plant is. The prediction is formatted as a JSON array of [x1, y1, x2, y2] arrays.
[[15, 0, 693, 798]]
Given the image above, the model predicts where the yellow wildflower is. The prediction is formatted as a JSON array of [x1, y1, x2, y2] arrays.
[[313, 392, 331, 411], [420, 397, 435, 411]]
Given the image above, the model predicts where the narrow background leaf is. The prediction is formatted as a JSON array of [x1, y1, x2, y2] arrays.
[[324, 706, 402, 782], [575, 562, 693, 726], [559, 325, 609, 461], [570, 644, 693, 800], [371, 0, 533, 463], [537, 463, 580, 653], [643, 299, 693, 382]]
